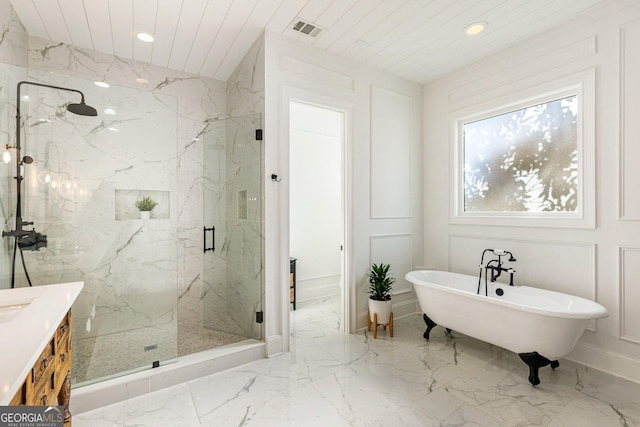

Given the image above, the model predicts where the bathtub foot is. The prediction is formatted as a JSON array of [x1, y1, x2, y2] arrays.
[[422, 313, 437, 340], [518, 352, 553, 386]]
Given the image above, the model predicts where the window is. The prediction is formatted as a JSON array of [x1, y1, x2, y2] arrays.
[[451, 71, 595, 228]]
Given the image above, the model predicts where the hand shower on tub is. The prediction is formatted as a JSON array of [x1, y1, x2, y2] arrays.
[[477, 249, 517, 296]]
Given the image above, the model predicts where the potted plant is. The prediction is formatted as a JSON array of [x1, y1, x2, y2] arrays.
[[135, 195, 157, 219], [367, 263, 395, 338]]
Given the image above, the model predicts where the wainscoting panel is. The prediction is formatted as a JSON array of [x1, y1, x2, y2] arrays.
[[449, 235, 598, 330], [370, 85, 412, 218], [370, 234, 413, 294], [619, 19, 640, 220], [620, 247, 640, 343]]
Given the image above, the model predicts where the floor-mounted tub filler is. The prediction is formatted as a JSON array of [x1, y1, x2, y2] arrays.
[[406, 251, 608, 386]]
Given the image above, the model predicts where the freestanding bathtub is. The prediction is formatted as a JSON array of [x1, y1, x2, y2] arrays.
[[406, 270, 608, 385]]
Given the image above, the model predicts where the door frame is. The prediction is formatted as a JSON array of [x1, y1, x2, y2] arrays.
[[281, 87, 354, 350]]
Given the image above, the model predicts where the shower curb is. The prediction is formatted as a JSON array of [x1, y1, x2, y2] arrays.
[[70, 340, 265, 414]]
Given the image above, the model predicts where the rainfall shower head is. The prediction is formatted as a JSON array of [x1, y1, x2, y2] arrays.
[[22, 155, 33, 164], [67, 101, 98, 116]]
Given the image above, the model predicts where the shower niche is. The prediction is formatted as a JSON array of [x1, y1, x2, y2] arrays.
[[114, 190, 170, 220]]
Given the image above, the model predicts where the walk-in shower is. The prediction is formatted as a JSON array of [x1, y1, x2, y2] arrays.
[[0, 64, 263, 387], [2, 81, 97, 288]]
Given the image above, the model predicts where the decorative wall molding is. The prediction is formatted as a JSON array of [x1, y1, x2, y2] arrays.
[[618, 20, 640, 220], [370, 85, 413, 219], [619, 246, 640, 344], [448, 235, 598, 332], [281, 56, 355, 91], [449, 36, 597, 108], [370, 234, 413, 293]]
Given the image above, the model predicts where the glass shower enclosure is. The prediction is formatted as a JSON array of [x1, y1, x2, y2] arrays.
[[202, 114, 263, 342], [0, 62, 263, 386]]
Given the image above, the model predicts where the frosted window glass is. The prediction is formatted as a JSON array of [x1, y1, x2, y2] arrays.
[[463, 96, 578, 212]]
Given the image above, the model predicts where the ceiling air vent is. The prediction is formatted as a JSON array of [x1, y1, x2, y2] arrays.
[[291, 18, 323, 37]]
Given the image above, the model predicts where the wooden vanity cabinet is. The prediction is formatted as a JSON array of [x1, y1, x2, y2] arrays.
[[10, 310, 73, 426]]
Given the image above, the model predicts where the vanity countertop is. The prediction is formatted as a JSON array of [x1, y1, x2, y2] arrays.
[[0, 281, 83, 405]]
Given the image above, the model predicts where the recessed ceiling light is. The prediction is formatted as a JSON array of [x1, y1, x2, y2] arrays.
[[136, 32, 155, 43], [108, 127, 119, 132], [20, 95, 30, 102], [136, 78, 149, 84], [94, 81, 110, 88], [464, 22, 486, 36], [104, 108, 116, 115]]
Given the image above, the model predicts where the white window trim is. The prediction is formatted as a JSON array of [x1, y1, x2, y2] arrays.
[[449, 69, 596, 229]]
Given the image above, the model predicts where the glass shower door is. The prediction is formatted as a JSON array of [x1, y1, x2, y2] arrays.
[[0, 64, 179, 385], [202, 113, 263, 341]]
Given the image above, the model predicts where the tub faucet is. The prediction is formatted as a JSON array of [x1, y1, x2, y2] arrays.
[[486, 260, 516, 284], [477, 249, 517, 295], [486, 250, 516, 284]]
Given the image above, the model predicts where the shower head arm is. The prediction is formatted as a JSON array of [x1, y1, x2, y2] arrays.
[[13, 81, 94, 221], [15, 81, 89, 151]]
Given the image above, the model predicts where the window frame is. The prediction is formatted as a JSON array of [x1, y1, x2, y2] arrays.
[[450, 70, 595, 229]]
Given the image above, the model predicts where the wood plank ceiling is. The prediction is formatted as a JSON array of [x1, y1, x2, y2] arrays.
[[9, 0, 605, 85]]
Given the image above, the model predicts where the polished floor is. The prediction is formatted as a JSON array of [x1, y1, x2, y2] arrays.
[[74, 297, 640, 426]]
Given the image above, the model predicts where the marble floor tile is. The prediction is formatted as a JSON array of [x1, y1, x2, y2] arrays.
[[74, 296, 640, 426]]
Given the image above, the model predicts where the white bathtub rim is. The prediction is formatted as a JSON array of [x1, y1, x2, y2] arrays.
[[406, 270, 608, 320]]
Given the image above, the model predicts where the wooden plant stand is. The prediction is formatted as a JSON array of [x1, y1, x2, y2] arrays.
[[367, 309, 393, 339]]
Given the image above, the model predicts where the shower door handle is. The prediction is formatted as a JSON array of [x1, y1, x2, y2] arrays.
[[204, 226, 215, 253]]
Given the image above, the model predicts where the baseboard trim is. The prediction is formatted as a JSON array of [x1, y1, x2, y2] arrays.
[[567, 341, 640, 385], [296, 275, 340, 302], [266, 334, 284, 357]]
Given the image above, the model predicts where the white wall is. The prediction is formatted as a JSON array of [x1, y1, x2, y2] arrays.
[[263, 30, 423, 354], [423, 0, 640, 384], [290, 102, 342, 301]]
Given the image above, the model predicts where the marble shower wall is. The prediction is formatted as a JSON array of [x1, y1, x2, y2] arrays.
[[225, 35, 265, 339], [19, 35, 229, 342], [0, 0, 27, 289], [0, 0, 27, 67], [202, 113, 262, 338], [10, 66, 179, 344]]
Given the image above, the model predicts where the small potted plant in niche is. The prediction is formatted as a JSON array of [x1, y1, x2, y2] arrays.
[[367, 263, 395, 339], [135, 195, 157, 220]]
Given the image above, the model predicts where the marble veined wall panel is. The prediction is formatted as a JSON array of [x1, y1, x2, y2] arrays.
[[0, 0, 27, 66], [8, 67, 179, 343], [23, 35, 228, 330], [220, 35, 264, 339]]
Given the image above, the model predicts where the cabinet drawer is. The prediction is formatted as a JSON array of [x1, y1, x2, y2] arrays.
[[56, 311, 71, 344], [10, 382, 25, 405], [32, 337, 56, 385], [30, 371, 57, 406]]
